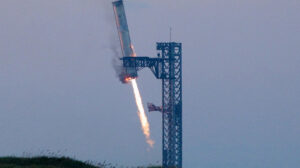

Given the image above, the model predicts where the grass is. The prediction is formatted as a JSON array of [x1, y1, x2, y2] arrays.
[[0, 156, 162, 168], [0, 156, 97, 168]]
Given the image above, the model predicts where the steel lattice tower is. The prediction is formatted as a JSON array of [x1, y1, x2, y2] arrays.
[[122, 42, 182, 168], [159, 42, 182, 167]]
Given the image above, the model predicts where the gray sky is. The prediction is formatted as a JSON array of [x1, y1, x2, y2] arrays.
[[0, 0, 300, 167]]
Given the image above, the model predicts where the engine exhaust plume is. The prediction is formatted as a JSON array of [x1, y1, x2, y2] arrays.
[[130, 79, 155, 147], [129, 44, 154, 147]]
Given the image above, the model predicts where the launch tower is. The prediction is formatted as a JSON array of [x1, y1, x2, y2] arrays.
[[122, 42, 183, 167]]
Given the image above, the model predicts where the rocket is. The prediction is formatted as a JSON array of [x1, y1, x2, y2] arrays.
[[112, 0, 137, 83]]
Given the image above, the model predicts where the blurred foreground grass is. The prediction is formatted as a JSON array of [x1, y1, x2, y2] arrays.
[[0, 156, 162, 168]]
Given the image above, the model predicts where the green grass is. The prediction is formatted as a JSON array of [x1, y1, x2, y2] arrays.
[[0, 156, 162, 168]]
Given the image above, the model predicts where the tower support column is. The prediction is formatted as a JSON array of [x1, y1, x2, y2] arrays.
[[157, 42, 182, 168]]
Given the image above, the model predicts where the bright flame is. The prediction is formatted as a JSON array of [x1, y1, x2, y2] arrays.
[[127, 44, 154, 147], [124, 77, 133, 83], [130, 79, 154, 148]]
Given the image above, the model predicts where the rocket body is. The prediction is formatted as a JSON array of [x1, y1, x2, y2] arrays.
[[113, 0, 137, 82], [113, 0, 133, 57]]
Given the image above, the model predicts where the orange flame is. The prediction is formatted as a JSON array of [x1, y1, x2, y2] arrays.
[[124, 77, 134, 83], [127, 45, 154, 147], [130, 79, 154, 147]]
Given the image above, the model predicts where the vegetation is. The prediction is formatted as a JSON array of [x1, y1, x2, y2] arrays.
[[0, 156, 97, 168], [0, 156, 162, 168]]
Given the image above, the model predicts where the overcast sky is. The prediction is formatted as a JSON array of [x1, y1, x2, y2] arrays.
[[0, 0, 299, 167]]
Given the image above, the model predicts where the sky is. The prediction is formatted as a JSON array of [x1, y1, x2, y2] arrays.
[[0, 0, 300, 167]]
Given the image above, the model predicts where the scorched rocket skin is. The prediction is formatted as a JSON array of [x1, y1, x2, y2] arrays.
[[112, 0, 137, 82]]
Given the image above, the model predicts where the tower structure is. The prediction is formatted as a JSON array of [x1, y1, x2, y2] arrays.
[[112, 0, 183, 167], [122, 42, 182, 167], [159, 42, 182, 167]]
